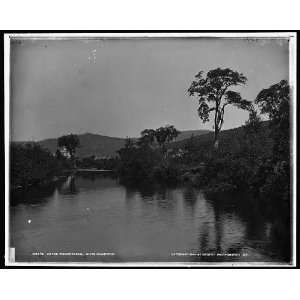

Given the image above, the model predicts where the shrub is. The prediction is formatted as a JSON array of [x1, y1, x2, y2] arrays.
[[11, 142, 68, 188]]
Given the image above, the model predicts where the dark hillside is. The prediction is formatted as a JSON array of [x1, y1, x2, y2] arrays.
[[170, 121, 273, 162]]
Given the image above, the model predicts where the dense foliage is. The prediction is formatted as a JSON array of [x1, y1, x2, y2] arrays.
[[189, 80, 290, 211], [254, 80, 290, 205], [117, 126, 181, 183], [11, 143, 71, 189], [57, 133, 80, 160]]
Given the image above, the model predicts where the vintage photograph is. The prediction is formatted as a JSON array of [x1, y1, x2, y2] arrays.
[[5, 33, 296, 266]]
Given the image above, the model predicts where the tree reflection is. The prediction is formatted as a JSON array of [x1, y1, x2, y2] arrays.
[[198, 191, 292, 263], [182, 185, 198, 214], [11, 183, 57, 205], [10, 177, 68, 206], [58, 176, 78, 195]]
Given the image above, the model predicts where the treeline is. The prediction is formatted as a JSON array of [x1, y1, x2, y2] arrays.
[[10, 142, 72, 189], [202, 80, 290, 205], [117, 125, 181, 183], [183, 68, 290, 209], [76, 156, 118, 170], [116, 79, 291, 210]]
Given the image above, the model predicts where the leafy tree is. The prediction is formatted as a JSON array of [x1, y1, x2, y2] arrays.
[[255, 80, 290, 203], [255, 80, 290, 160], [55, 149, 63, 160], [188, 68, 251, 149], [57, 134, 80, 161], [139, 129, 156, 147], [117, 126, 180, 182], [255, 80, 289, 119], [117, 138, 160, 182], [165, 125, 180, 143], [244, 106, 261, 132], [155, 125, 180, 149], [139, 125, 180, 150], [240, 107, 266, 159]]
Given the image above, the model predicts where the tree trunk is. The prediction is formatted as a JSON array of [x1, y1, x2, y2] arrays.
[[214, 129, 219, 150], [214, 139, 219, 150], [70, 154, 76, 169], [214, 104, 220, 150]]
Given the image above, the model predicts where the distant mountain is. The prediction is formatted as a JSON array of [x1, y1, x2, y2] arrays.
[[36, 130, 211, 158], [38, 133, 126, 158]]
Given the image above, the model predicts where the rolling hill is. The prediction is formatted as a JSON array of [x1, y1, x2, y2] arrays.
[[169, 121, 273, 156], [38, 133, 125, 158], [37, 130, 211, 158], [174, 129, 211, 142]]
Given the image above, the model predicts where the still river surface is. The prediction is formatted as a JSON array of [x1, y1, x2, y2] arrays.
[[10, 174, 291, 264]]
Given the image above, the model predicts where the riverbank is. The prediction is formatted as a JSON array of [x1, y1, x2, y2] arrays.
[[11, 170, 74, 191], [11, 168, 116, 192]]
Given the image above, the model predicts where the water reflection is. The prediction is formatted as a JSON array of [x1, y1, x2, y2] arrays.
[[182, 185, 198, 216], [58, 176, 78, 195], [11, 179, 64, 206], [200, 192, 291, 262], [10, 174, 291, 263]]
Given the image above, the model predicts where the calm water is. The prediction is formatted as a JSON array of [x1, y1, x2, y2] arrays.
[[10, 174, 291, 263]]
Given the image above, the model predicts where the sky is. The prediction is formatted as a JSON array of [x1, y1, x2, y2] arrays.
[[10, 37, 289, 141]]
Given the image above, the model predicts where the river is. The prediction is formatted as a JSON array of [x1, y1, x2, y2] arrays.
[[10, 174, 291, 264]]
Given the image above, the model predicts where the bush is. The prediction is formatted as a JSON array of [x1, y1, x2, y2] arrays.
[[11, 142, 69, 189], [153, 163, 180, 183], [203, 154, 255, 190], [117, 142, 161, 183]]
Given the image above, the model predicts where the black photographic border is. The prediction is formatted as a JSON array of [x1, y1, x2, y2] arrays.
[[0, 30, 298, 269]]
